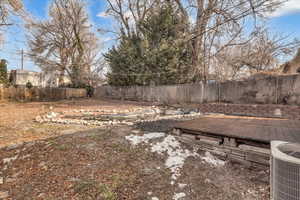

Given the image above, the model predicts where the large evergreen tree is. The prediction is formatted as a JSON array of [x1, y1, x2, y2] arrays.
[[105, 3, 193, 86]]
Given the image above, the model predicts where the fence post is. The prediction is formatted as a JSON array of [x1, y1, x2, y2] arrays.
[[200, 82, 204, 103], [275, 76, 278, 104], [0, 84, 3, 101], [218, 81, 221, 104]]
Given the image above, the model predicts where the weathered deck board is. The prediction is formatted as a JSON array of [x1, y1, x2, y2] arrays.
[[174, 116, 300, 143]]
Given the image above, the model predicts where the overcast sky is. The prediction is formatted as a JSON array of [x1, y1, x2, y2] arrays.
[[1, 0, 300, 71]]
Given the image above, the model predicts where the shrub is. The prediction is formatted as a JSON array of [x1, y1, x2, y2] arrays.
[[26, 81, 33, 89], [0, 59, 8, 85]]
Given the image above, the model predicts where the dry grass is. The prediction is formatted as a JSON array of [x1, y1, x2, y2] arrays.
[[0, 98, 154, 148]]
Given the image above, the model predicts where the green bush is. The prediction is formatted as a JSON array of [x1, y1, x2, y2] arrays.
[[0, 59, 8, 85], [26, 81, 33, 89]]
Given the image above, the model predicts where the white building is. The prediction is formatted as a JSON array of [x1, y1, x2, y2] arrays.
[[9, 69, 71, 87]]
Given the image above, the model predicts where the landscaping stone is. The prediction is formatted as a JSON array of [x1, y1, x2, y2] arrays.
[[165, 110, 184, 115], [34, 106, 201, 128], [3, 155, 18, 164]]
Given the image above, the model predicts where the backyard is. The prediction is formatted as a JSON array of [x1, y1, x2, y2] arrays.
[[1, 0, 299, 198], [0, 99, 269, 200]]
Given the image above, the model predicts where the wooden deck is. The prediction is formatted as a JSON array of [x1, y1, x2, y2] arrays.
[[174, 115, 300, 144]]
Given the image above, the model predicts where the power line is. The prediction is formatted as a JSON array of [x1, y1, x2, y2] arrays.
[[107, 71, 187, 76]]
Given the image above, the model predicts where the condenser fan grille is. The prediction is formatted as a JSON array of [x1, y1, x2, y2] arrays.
[[271, 141, 300, 200], [273, 158, 300, 200]]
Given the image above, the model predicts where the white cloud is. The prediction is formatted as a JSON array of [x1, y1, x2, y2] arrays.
[[101, 36, 113, 43], [269, 0, 300, 17], [97, 11, 109, 18]]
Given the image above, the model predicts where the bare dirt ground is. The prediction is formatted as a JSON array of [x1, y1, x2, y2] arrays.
[[0, 99, 270, 200], [0, 98, 154, 148]]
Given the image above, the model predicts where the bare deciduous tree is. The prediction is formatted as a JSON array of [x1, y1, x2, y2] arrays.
[[214, 27, 299, 81], [27, 0, 102, 87], [104, 0, 159, 37], [0, 0, 23, 26], [0, 0, 24, 43], [179, 0, 285, 81]]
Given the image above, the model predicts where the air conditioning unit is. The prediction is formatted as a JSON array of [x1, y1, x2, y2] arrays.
[[271, 141, 300, 200]]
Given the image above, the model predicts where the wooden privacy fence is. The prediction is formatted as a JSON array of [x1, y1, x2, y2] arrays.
[[94, 74, 300, 106], [0, 85, 87, 101]]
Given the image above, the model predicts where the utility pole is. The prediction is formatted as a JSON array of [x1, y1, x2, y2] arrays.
[[21, 49, 24, 70]]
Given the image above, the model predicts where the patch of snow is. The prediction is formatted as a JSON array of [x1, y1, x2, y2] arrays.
[[178, 183, 187, 189], [150, 135, 198, 182], [201, 152, 225, 166], [126, 132, 224, 191], [173, 192, 186, 200], [125, 132, 165, 145]]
